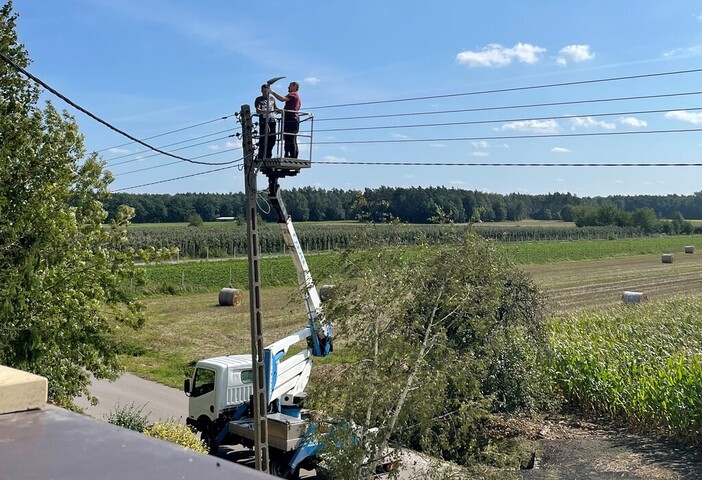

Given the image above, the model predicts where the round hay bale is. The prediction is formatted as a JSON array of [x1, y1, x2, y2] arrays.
[[685, 245, 695, 254], [661, 253, 674, 264], [622, 291, 647, 304], [218, 288, 242, 306], [318, 284, 335, 302]]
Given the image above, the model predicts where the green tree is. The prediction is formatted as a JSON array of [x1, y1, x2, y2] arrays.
[[313, 233, 549, 478], [559, 204, 576, 222], [670, 211, 693, 235], [0, 2, 170, 405], [631, 207, 659, 234]]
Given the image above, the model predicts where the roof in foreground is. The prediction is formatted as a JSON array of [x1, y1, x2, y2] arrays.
[[0, 406, 271, 480]]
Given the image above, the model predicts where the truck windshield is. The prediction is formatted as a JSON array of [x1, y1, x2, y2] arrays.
[[241, 370, 253, 384], [192, 368, 215, 397]]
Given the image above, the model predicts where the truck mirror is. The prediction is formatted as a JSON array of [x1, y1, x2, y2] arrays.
[[183, 379, 191, 396]]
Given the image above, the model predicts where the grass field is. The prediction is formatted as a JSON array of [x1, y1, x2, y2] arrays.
[[121, 234, 702, 387], [141, 235, 700, 292], [115, 233, 702, 444]]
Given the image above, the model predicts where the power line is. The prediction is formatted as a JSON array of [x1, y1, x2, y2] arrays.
[[113, 155, 702, 192], [313, 160, 702, 167], [109, 133, 238, 168], [0, 51, 235, 166], [308, 67, 702, 110], [315, 91, 702, 122], [96, 114, 236, 152], [114, 147, 243, 175], [314, 106, 702, 134], [105, 128, 235, 164], [315, 127, 702, 145], [108, 99, 699, 170], [112, 161, 243, 192]]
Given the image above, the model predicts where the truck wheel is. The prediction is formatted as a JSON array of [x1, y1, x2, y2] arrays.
[[201, 425, 218, 455], [269, 456, 291, 478]]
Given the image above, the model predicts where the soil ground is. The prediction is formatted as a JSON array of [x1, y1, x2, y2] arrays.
[[518, 416, 702, 480]]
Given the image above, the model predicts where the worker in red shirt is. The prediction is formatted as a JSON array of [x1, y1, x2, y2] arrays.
[[270, 82, 301, 158]]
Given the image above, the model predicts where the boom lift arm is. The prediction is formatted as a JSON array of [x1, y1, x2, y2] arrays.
[[266, 176, 332, 359]]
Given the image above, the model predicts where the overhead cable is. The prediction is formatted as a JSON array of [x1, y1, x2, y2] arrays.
[[308, 67, 702, 110], [313, 160, 702, 167], [114, 147, 243, 175], [109, 134, 238, 167], [315, 127, 702, 145], [113, 163, 241, 192], [106, 128, 236, 164], [97, 114, 236, 152], [0, 51, 234, 166], [315, 91, 702, 122], [314, 106, 702, 134]]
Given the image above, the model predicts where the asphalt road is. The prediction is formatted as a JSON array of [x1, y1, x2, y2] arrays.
[[73, 373, 188, 423], [72, 375, 427, 479], [73, 374, 322, 478]]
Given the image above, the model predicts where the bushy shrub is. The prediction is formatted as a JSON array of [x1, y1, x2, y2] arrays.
[[105, 402, 151, 432], [315, 232, 551, 473], [143, 422, 207, 453]]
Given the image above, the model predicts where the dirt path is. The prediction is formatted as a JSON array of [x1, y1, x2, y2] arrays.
[[519, 417, 702, 480]]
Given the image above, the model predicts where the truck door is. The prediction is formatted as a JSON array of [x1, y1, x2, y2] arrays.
[[189, 367, 217, 422]]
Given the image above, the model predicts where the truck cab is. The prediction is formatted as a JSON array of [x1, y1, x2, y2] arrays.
[[184, 355, 253, 449]]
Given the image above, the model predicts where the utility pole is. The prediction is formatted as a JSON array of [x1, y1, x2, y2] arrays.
[[241, 104, 269, 473]]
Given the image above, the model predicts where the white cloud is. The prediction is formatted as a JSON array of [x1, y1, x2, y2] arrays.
[[569, 116, 616, 130], [405, 174, 415, 179], [456, 42, 546, 67], [208, 144, 220, 150], [500, 119, 560, 133], [472, 151, 489, 157], [108, 148, 130, 154], [556, 45, 595, 65], [556, 178, 565, 183], [619, 117, 647, 128], [614, 180, 624, 185], [392, 133, 411, 139], [225, 140, 242, 148], [471, 141, 489, 148], [551, 147, 570, 153], [697, 13, 702, 21], [664, 110, 702, 125], [663, 45, 702, 57], [450, 180, 465, 185], [431, 143, 447, 148], [320, 155, 345, 163], [304, 77, 320, 85]]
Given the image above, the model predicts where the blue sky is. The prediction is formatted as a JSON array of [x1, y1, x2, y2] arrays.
[[10, 0, 702, 196]]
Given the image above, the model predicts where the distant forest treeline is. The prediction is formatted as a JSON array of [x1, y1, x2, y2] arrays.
[[103, 187, 702, 224]]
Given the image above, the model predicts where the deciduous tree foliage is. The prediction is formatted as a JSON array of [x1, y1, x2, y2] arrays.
[[0, 1, 165, 404], [312, 233, 550, 478]]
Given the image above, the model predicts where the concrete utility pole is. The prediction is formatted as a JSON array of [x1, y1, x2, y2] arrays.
[[240, 104, 269, 473]]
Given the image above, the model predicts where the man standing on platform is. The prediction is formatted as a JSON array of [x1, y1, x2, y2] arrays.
[[270, 82, 301, 158], [255, 84, 279, 160]]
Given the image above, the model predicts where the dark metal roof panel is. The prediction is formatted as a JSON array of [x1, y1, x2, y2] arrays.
[[0, 406, 271, 480]]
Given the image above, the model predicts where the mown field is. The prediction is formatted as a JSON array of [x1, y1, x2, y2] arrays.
[[118, 234, 702, 445], [141, 235, 699, 292]]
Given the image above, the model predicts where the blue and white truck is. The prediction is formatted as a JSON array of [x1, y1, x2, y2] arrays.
[[184, 157, 334, 479]]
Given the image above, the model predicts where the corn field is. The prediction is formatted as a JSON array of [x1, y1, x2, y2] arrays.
[[549, 296, 702, 442]]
